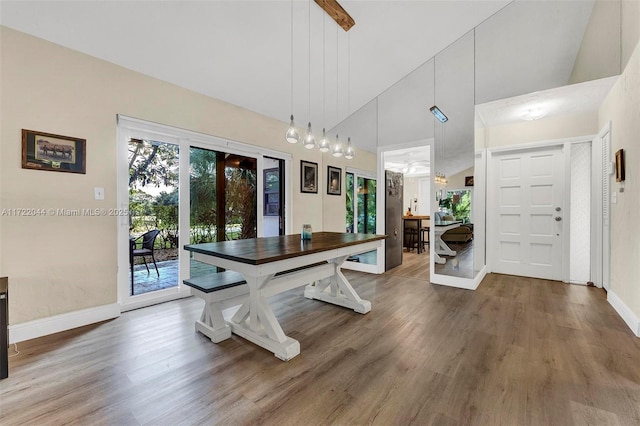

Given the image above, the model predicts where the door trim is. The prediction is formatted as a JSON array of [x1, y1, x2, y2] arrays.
[[591, 122, 612, 289]]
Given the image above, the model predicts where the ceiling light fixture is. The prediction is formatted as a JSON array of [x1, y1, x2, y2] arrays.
[[430, 105, 448, 123], [522, 107, 545, 121], [285, 0, 299, 144]]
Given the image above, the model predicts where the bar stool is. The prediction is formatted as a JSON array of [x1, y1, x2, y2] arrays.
[[421, 226, 430, 251]]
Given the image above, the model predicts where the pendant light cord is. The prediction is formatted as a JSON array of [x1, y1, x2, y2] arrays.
[[308, 0, 311, 123], [323, 4, 326, 127], [290, 0, 294, 114], [348, 31, 350, 117]]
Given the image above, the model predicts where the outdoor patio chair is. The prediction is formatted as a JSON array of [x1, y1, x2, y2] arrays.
[[131, 229, 160, 278]]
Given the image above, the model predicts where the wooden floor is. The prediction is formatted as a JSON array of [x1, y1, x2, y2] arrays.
[[2, 269, 640, 425]]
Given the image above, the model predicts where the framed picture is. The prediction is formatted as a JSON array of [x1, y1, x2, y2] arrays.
[[615, 149, 625, 182], [300, 160, 318, 193], [465, 175, 474, 186], [327, 166, 342, 195], [22, 129, 86, 174]]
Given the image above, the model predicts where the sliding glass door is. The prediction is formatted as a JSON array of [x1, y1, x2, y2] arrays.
[[118, 116, 290, 310]]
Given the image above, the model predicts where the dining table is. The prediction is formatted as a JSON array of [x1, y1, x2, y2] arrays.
[[184, 232, 386, 361]]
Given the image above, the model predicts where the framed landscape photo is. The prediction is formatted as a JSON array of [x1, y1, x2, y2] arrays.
[[22, 129, 86, 174], [327, 166, 341, 195], [300, 160, 318, 193]]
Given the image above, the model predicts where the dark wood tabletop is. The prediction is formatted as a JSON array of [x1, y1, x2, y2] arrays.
[[184, 232, 387, 265]]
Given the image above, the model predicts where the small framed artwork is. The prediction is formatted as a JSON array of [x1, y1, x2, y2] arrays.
[[22, 129, 86, 174], [465, 175, 474, 186], [615, 149, 625, 182], [327, 166, 342, 195], [300, 160, 318, 193]]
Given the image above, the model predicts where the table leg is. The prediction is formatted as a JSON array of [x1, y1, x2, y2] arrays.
[[227, 275, 300, 361], [435, 233, 457, 256], [304, 255, 371, 314]]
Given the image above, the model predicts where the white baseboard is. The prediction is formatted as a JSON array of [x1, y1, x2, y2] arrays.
[[607, 291, 640, 338], [430, 266, 487, 290], [8, 303, 121, 344]]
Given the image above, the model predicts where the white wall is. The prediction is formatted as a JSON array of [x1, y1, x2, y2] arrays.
[[570, 0, 640, 84], [403, 176, 419, 214], [0, 27, 376, 325], [598, 39, 640, 332]]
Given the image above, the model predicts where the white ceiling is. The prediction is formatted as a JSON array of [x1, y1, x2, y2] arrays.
[[0, 0, 509, 143], [475, 75, 618, 127], [383, 145, 431, 177], [1, 0, 604, 168]]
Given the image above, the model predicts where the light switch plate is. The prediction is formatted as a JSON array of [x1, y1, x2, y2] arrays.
[[94, 187, 105, 200], [612, 192, 617, 204]]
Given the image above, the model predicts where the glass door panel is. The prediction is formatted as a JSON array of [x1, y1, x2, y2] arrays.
[[128, 138, 180, 296], [189, 147, 218, 278], [188, 149, 257, 277], [263, 157, 285, 237], [346, 173, 378, 268]]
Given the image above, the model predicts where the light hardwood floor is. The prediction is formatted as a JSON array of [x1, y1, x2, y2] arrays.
[[2, 264, 639, 425]]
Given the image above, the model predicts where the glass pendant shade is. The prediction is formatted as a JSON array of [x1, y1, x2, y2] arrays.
[[318, 128, 330, 152], [344, 137, 354, 159], [303, 122, 316, 149], [285, 115, 300, 144], [332, 134, 344, 157]]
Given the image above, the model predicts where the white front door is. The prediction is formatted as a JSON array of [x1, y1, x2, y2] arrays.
[[489, 145, 564, 280]]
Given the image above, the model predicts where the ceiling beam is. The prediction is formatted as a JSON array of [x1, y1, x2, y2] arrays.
[[314, 0, 355, 31]]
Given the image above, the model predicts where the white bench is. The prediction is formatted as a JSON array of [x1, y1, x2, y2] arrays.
[[184, 262, 331, 343]]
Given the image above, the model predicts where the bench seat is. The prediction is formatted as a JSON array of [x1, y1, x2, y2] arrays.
[[183, 262, 328, 294], [183, 271, 246, 293]]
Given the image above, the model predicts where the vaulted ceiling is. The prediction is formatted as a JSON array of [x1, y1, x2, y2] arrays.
[[1, 0, 599, 172]]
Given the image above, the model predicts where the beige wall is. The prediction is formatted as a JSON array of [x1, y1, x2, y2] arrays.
[[483, 111, 599, 148], [599, 39, 640, 322], [0, 27, 376, 324], [570, 0, 640, 84], [445, 167, 474, 190]]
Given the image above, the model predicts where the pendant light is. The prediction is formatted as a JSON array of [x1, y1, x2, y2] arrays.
[[331, 24, 343, 158], [303, 0, 316, 149], [332, 134, 344, 157], [344, 137, 354, 159], [285, 0, 299, 144]]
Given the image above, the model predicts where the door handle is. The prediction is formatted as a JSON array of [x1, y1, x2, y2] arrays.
[[555, 216, 562, 222]]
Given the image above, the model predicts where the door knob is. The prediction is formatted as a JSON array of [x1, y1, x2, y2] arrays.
[[555, 216, 562, 221]]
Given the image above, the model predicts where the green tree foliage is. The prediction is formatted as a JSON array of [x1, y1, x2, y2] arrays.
[[189, 148, 217, 243], [345, 173, 354, 232], [226, 167, 257, 240], [128, 139, 179, 188], [153, 189, 179, 248]]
